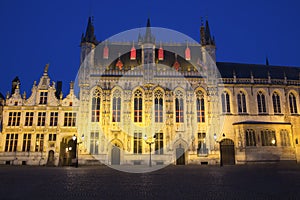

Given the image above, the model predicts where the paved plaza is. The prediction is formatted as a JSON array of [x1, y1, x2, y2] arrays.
[[0, 164, 300, 200]]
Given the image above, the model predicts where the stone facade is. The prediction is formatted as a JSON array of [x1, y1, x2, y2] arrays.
[[0, 18, 299, 166]]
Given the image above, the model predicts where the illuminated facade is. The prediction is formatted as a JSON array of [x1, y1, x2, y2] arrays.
[[0, 17, 300, 166]]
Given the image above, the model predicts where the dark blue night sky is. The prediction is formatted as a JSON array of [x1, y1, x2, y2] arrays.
[[0, 0, 299, 95]]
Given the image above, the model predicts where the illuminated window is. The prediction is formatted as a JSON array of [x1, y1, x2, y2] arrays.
[[49, 133, 56, 141], [257, 91, 267, 113], [280, 129, 290, 146], [112, 90, 121, 122], [196, 91, 205, 122], [90, 132, 99, 154], [245, 129, 256, 146], [261, 130, 276, 146], [155, 132, 163, 155], [289, 93, 298, 114], [154, 90, 163, 123], [24, 112, 34, 126], [22, 134, 31, 152], [272, 92, 281, 114], [49, 112, 58, 126], [8, 112, 21, 126], [237, 91, 247, 113], [39, 92, 48, 104], [175, 90, 184, 123], [5, 134, 18, 152], [197, 133, 207, 154], [134, 90, 143, 123], [37, 112, 46, 126], [133, 132, 142, 154], [221, 91, 230, 113], [35, 134, 44, 152], [64, 112, 76, 127], [91, 89, 101, 122]]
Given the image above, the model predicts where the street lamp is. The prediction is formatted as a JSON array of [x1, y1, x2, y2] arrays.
[[72, 134, 85, 168], [144, 134, 156, 167]]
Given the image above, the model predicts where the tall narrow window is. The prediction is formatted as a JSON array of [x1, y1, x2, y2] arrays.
[[112, 90, 121, 122], [175, 90, 184, 123], [133, 132, 142, 154], [221, 91, 230, 113], [24, 112, 34, 126], [237, 91, 247, 113], [257, 91, 267, 113], [8, 112, 21, 126], [280, 129, 290, 146], [289, 93, 298, 114], [272, 92, 281, 114], [64, 112, 76, 127], [155, 132, 164, 155], [196, 91, 205, 122], [91, 89, 101, 122], [197, 133, 207, 154], [90, 131, 99, 154], [35, 134, 44, 152], [48, 133, 57, 141], [39, 92, 48, 104], [261, 130, 276, 146], [245, 129, 256, 146], [5, 134, 18, 152], [154, 90, 163, 123], [22, 134, 31, 152], [49, 112, 58, 126], [134, 90, 143, 123], [37, 112, 46, 126]]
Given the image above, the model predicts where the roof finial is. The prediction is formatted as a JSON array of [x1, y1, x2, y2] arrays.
[[44, 63, 49, 75], [266, 56, 269, 66]]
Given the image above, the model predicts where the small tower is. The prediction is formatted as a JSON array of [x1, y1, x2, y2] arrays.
[[141, 18, 155, 84], [200, 19, 216, 63], [80, 16, 98, 65]]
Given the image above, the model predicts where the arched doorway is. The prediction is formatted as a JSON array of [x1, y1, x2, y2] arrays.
[[47, 150, 55, 166], [220, 139, 235, 166], [111, 145, 120, 165], [176, 146, 185, 165], [59, 138, 76, 166]]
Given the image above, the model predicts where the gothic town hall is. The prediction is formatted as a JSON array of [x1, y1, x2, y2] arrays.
[[0, 17, 300, 167]]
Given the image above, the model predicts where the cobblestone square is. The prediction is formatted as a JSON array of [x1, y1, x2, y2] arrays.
[[1, 164, 300, 200]]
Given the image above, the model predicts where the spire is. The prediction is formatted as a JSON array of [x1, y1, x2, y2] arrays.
[[266, 57, 269, 66], [144, 18, 155, 43], [81, 16, 98, 45], [204, 20, 215, 46]]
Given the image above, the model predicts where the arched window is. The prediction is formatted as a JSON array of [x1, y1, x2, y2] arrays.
[[154, 90, 163, 123], [221, 91, 230, 113], [289, 93, 298, 114], [91, 89, 101, 122], [245, 129, 256, 146], [112, 89, 121, 122], [272, 92, 281, 114], [175, 90, 184, 123], [196, 91, 205, 122], [134, 90, 143, 122], [257, 91, 266, 114], [237, 91, 247, 113]]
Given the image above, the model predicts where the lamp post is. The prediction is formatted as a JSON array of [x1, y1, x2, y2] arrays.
[[72, 134, 85, 168], [144, 135, 156, 167]]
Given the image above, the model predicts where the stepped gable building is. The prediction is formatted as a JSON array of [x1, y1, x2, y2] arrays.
[[0, 17, 300, 166]]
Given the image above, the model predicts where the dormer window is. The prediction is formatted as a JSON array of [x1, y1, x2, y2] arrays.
[[39, 92, 48, 104]]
